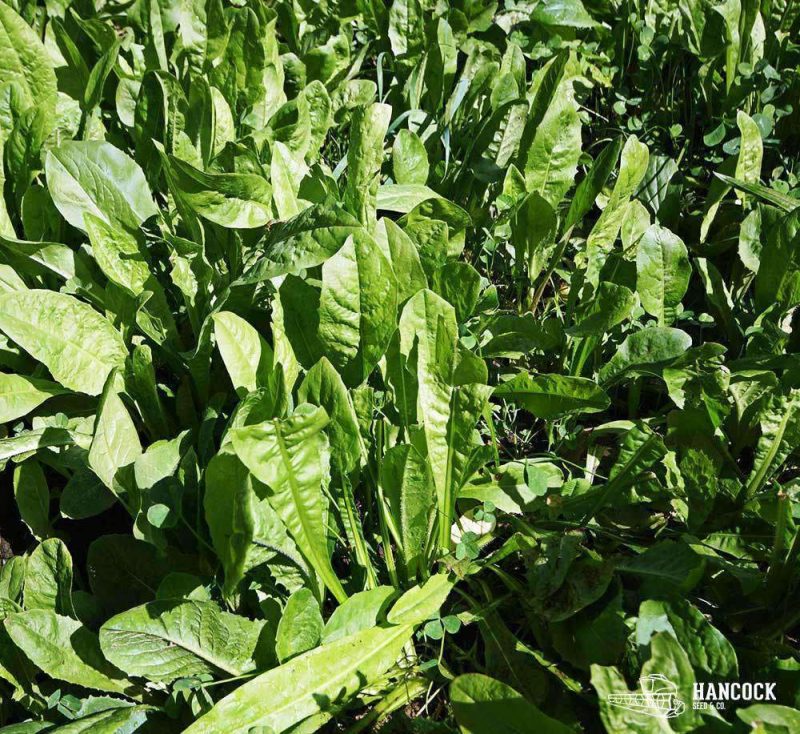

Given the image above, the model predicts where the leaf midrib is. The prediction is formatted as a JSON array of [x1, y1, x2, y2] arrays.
[[214, 623, 409, 730], [104, 616, 246, 677], [747, 400, 797, 497], [272, 419, 345, 602]]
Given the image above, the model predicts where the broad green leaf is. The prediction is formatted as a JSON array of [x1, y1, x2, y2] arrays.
[[156, 573, 210, 602], [4, 611, 133, 695], [321, 586, 396, 644], [618, 540, 705, 594], [206, 441, 311, 598], [475, 608, 570, 703], [612, 425, 667, 487], [332, 81, 377, 121], [385, 328, 419, 419], [700, 157, 737, 242], [396, 286, 451, 393], [376, 184, 440, 213], [89, 373, 142, 494], [586, 136, 649, 284], [0, 3, 57, 120], [318, 232, 398, 386], [494, 373, 610, 420], [738, 207, 762, 271], [238, 15, 285, 129], [0, 290, 127, 396], [212, 311, 271, 396], [13, 461, 51, 540], [713, 0, 741, 93], [204, 447, 310, 599], [635, 224, 691, 325], [0, 722, 49, 733], [529, 535, 614, 621], [204, 449, 259, 597], [0, 428, 77, 463], [230, 405, 347, 603], [432, 262, 481, 323], [271, 141, 307, 220], [523, 78, 581, 208], [85, 215, 150, 295], [0, 570, 24, 612], [0, 197, 10, 240], [41, 706, 155, 733], [637, 153, 678, 216], [737, 705, 800, 732], [270, 282, 302, 388], [471, 101, 528, 182], [182, 621, 416, 734], [567, 423, 668, 521], [745, 389, 800, 498], [511, 192, 556, 285], [525, 52, 568, 137], [636, 599, 738, 679], [715, 173, 798, 212], [702, 113, 763, 239], [23, 538, 73, 615], [0, 597, 34, 693], [60, 468, 115, 521], [403, 197, 471, 261], [734, 110, 763, 193], [599, 327, 692, 384], [240, 203, 362, 283], [621, 199, 651, 250], [302, 81, 333, 158], [164, 155, 272, 228], [129, 343, 170, 440], [275, 588, 323, 662], [274, 275, 325, 371], [398, 290, 492, 550], [424, 18, 458, 108], [100, 600, 265, 682], [131, 433, 189, 545], [298, 358, 362, 474], [45, 141, 157, 232], [386, 574, 453, 625], [304, 30, 351, 88], [83, 40, 120, 113], [0, 233, 99, 289], [566, 283, 635, 337], [344, 103, 391, 228], [451, 673, 572, 734], [755, 209, 800, 313], [377, 218, 427, 305], [0, 265, 27, 293], [480, 312, 561, 358], [551, 592, 627, 670], [381, 443, 434, 579], [393, 129, 429, 185], [454, 345, 489, 385], [84, 214, 177, 342], [461, 461, 563, 514], [531, 0, 598, 28], [388, 0, 425, 58]]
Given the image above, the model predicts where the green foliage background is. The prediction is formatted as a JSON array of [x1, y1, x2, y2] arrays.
[[0, 0, 799, 731]]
